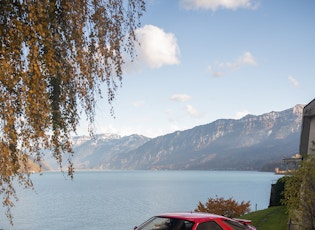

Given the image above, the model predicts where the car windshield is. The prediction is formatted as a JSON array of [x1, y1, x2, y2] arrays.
[[136, 216, 194, 230]]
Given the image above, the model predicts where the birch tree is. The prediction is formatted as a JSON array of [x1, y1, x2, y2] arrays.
[[0, 0, 145, 223]]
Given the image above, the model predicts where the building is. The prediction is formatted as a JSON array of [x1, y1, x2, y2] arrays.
[[288, 98, 315, 230], [274, 153, 302, 175], [299, 98, 315, 156]]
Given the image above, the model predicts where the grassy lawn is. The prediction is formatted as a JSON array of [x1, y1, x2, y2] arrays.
[[240, 206, 288, 230]]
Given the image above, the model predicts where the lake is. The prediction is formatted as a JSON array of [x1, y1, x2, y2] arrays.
[[0, 170, 282, 230]]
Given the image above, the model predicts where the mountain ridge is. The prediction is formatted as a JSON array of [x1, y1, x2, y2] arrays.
[[110, 104, 303, 170], [45, 104, 304, 171]]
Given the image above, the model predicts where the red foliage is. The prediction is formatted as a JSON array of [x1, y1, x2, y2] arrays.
[[195, 195, 251, 218]]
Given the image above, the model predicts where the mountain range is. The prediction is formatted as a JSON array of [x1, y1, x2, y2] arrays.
[[45, 104, 304, 171]]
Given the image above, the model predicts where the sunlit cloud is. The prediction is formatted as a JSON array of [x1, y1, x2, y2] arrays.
[[207, 65, 225, 77], [288, 75, 300, 88], [185, 104, 201, 118], [170, 94, 191, 102], [208, 52, 257, 77], [226, 52, 257, 69], [133, 25, 180, 69], [180, 0, 258, 11]]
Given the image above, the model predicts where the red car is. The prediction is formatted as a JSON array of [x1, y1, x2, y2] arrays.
[[134, 212, 256, 230]]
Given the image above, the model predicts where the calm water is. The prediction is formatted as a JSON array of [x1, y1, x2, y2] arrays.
[[0, 170, 282, 230]]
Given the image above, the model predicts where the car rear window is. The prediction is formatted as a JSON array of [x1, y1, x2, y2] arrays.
[[223, 219, 250, 230], [196, 221, 223, 230]]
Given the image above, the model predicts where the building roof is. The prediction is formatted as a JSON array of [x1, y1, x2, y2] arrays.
[[303, 98, 315, 117]]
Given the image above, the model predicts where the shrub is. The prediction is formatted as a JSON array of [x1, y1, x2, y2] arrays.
[[195, 195, 251, 218]]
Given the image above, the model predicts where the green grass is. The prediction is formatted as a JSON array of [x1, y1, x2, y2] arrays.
[[240, 206, 288, 230]]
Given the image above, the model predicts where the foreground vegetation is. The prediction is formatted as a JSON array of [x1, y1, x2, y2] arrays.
[[282, 153, 315, 229], [194, 196, 288, 229], [244, 148, 315, 229], [241, 206, 288, 230]]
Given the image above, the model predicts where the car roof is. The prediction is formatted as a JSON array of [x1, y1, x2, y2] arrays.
[[156, 212, 227, 222]]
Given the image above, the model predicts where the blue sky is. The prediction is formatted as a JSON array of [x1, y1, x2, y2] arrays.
[[77, 0, 315, 138]]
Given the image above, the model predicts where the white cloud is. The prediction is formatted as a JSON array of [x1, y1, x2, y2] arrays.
[[226, 52, 257, 69], [185, 105, 201, 118], [208, 65, 225, 77], [238, 52, 256, 65], [208, 52, 257, 77], [288, 75, 300, 88], [134, 25, 180, 69], [170, 94, 191, 102], [180, 0, 257, 11]]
